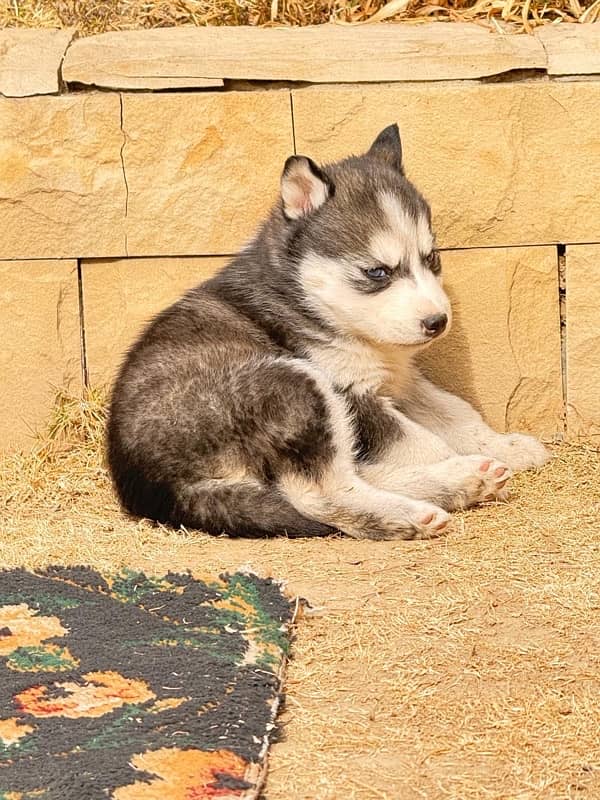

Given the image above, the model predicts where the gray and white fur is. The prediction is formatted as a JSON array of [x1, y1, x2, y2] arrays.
[[107, 125, 548, 540]]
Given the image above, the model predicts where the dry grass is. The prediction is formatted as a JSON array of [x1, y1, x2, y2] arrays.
[[1, 0, 599, 36], [2, 389, 600, 799]]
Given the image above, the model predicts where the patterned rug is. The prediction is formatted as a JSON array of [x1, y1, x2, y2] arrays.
[[0, 566, 295, 800]]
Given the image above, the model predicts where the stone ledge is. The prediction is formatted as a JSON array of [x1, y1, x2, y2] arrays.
[[536, 23, 600, 76], [62, 29, 224, 90], [61, 23, 547, 88], [0, 28, 74, 97], [5, 24, 600, 96]]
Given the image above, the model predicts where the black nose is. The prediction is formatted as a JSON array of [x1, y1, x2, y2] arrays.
[[422, 313, 448, 337]]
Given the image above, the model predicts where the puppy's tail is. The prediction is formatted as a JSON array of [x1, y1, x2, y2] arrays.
[[173, 480, 336, 538]]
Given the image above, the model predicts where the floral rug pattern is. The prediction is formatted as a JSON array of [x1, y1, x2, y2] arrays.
[[0, 566, 294, 799]]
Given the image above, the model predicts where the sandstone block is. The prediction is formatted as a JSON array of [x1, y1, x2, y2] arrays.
[[0, 260, 81, 452], [121, 92, 294, 255], [418, 247, 563, 437], [62, 30, 223, 90], [0, 94, 126, 259], [537, 23, 600, 76], [0, 28, 74, 97], [566, 245, 600, 438], [82, 256, 227, 385], [292, 82, 600, 248], [62, 23, 545, 85]]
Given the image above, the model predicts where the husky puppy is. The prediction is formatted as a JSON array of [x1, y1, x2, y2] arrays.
[[107, 124, 548, 540]]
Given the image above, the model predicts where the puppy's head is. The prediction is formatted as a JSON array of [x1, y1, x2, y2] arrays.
[[279, 125, 451, 349]]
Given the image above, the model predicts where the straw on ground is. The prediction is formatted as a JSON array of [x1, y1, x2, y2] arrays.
[[2, 0, 599, 35]]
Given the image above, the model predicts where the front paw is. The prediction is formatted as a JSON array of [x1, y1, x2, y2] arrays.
[[439, 455, 512, 510], [483, 433, 549, 472], [469, 456, 512, 504]]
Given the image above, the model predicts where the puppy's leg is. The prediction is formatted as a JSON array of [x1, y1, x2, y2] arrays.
[[280, 467, 451, 541], [399, 371, 549, 472], [363, 454, 512, 511], [274, 361, 451, 540], [349, 393, 511, 511]]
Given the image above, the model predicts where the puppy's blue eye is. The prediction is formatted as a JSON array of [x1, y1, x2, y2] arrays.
[[366, 267, 388, 280]]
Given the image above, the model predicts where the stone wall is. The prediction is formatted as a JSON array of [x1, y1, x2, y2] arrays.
[[1, 23, 599, 450]]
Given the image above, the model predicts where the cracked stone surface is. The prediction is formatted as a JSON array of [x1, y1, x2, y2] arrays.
[[61, 23, 545, 85], [0, 259, 81, 451], [566, 244, 600, 438], [121, 91, 294, 256], [418, 246, 563, 437], [82, 256, 227, 385], [0, 28, 74, 97], [62, 29, 223, 90], [537, 23, 600, 76], [292, 82, 600, 249], [0, 94, 126, 259]]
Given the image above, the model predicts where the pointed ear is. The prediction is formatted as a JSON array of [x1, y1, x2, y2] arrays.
[[368, 124, 403, 172], [281, 156, 334, 220]]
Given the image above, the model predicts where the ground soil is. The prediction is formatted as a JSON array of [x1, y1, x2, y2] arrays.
[[2, 422, 600, 799]]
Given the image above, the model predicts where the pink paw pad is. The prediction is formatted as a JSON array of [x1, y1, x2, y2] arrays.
[[419, 512, 448, 533]]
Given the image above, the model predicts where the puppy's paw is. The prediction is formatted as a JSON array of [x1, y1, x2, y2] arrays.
[[411, 503, 452, 540], [350, 499, 451, 542], [473, 456, 512, 504], [366, 500, 451, 541], [483, 433, 549, 472], [441, 455, 512, 509]]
